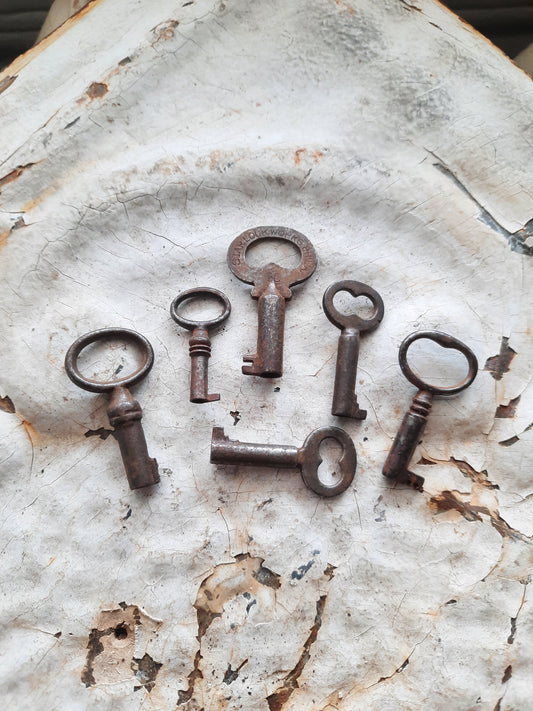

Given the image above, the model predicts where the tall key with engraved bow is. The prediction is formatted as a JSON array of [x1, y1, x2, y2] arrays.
[[228, 226, 317, 378]]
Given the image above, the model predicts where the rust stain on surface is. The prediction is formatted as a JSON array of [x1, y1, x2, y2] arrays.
[[484, 337, 517, 380], [495, 395, 521, 419], [152, 19, 179, 41], [0, 395, 16, 413], [333, 0, 355, 16], [499, 435, 520, 447], [82, 604, 161, 690], [178, 553, 281, 705], [21, 187, 54, 213], [430, 490, 532, 544], [266, 595, 327, 710], [294, 148, 306, 165], [0, 163, 36, 192], [131, 653, 162, 693], [0, 217, 27, 250], [0, 75, 17, 95], [430, 490, 483, 523], [22, 420, 41, 445], [450, 457, 499, 490], [86, 82, 108, 99]]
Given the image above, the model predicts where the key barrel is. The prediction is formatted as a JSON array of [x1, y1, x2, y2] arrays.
[[382, 390, 431, 490], [189, 327, 217, 402], [244, 288, 286, 377], [107, 386, 160, 490], [332, 328, 365, 418], [210, 427, 299, 468]]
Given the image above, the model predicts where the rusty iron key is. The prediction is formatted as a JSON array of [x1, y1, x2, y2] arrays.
[[227, 226, 317, 377], [210, 426, 356, 497], [323, 279, 384, 419], [383, 331, 478, 490], [170, 287, 231, 403], [65, 327, 159, 490]]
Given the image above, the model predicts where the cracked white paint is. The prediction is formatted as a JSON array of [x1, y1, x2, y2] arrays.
[[0, 0, 532, 708]]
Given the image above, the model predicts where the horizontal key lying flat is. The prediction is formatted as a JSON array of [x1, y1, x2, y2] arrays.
[[211, 426, 356, 497]]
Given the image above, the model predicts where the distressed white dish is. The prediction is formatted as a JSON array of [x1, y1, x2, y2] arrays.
[[0, 1, 532, 708]]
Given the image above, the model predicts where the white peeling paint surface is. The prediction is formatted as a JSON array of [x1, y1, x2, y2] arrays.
[[0, 0, 532, 708]]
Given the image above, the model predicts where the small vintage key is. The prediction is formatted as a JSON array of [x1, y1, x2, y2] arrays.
[[383, 331, 478, 490], [210, 426, 356, 497], [170, 287, 231, 403], [227, 226, 317, 377], [323, 279, 384, 419], [65, 327, 159, 490]]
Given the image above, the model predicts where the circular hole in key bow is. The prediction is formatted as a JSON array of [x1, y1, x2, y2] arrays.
[[406, 338, 471, 389], [333, 291, 377, 320], [316, 437, 343, 487], [76, 337, 146, 384], [245, 238, 301, 269], [177, 294, 227, 322]]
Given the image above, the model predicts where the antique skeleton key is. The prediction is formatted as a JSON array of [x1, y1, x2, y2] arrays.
[[65, 328, 159, 490], [383, 331, 478, 490], [227, 226, 317, 378], [210, 426, 356, 497], [323, 279, 384, 419], [170, 287, 231, 403]]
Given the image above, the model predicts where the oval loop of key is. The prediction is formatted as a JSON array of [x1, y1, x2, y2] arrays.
[[64, 327, 154, 393], [170, 287, 231, 331], [322, 280, 385, 332], [399, 330, 478, 396], [227, 226, 318, 287], [299, 427, 357, 497]]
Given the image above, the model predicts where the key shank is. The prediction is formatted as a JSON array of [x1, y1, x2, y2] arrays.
[[332, 327, 366, 419], [382, 389, 431, 490], [107, 386, 160, 490], [210, 427, 299, 468], [189, 327, 218, 402], [244, 286, 286, 378]]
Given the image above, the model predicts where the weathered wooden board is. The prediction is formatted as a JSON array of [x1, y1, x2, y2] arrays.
[[0, 0, 532, 708]]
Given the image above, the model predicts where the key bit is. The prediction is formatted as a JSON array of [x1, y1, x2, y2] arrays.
[[227, 226, 317, 378], [323, 279, 384, 419], [210, 426, 356, 497], [65, 327, 159, 490], [170, 287, 231, 403], [383, 331, 478, 490]]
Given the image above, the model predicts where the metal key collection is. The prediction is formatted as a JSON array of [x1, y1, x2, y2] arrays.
[[64, 225, 478, 497]]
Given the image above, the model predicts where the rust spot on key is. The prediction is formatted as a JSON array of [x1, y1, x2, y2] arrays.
[[227, 226, 317, 378], [65, 328, 159, 491], [382, 331, 478, 491]]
